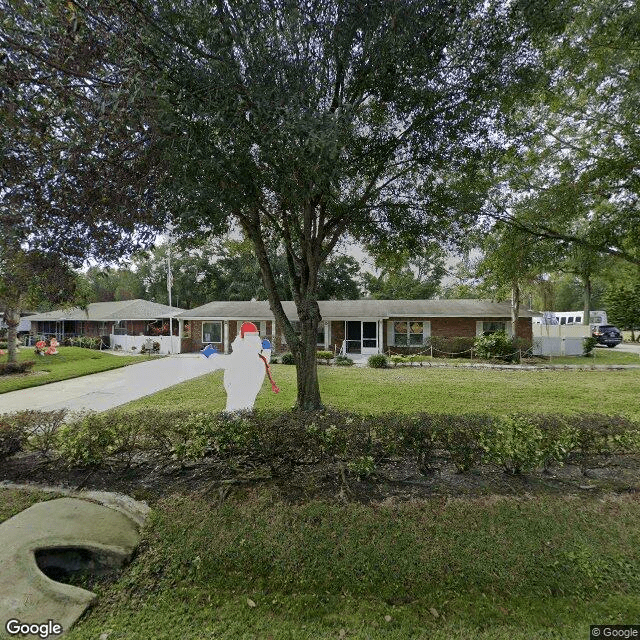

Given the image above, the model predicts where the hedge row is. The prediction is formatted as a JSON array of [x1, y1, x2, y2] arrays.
[[1, 409, 639, 477]]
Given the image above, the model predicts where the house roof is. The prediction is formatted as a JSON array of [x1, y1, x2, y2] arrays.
[[28, 299, 185, 322], [178, 299, 541, 320]]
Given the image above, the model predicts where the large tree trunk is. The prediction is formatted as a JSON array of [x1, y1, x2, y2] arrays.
[[4, 307, 21, 364], [511, 280, 520, 339], [294, 313, 322, 411], [582, 275, 592, 325], [242, 215, 324, 411]]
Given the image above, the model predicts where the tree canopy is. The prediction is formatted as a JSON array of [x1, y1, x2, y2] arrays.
[[485, 0, 640, 267], [2, 0, 569, 407]]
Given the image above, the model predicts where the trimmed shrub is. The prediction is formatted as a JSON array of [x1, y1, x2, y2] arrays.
[[5, 409, 68, 457], [281, 352, 296, 365], [17, 408, 640, 481], [483, 414, 546, 474], [335, 355, 354, 366], [429, 336, 476, 359], [316, 350, 334, 364], [368, 354, 388, 368], [473, 331, 518, 362], [437, 415, 493, 472], [0, 420, 24, 460], [569, 414, 640, 474], [56, 412, 145, 466], [400, 413, 439, 474], [347, 455, 376, 479], [0, 360, 35, 375], [583, 336, 598, 357], [531, 415, 578, 471]]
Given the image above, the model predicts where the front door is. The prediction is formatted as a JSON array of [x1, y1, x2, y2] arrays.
[[345, 321, 361, 353], [361, 321, 378, 355], [345, 321, 378, 355]]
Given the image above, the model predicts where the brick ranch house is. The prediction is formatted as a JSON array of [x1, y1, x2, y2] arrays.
[[28, 299, 184, 343], [177, 299, 538, 355]]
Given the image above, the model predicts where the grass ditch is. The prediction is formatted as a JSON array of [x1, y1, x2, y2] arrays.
[[61, 489, 640, 640]]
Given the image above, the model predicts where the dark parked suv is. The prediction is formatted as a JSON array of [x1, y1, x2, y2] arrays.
[[591, 324, 623, 348]]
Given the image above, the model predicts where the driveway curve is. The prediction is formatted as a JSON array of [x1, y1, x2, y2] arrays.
[[0, 355, 215, 415]]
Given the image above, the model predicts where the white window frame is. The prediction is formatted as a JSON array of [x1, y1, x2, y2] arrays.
[[202, 321, 223, 344], [390, 320, 431, 347]]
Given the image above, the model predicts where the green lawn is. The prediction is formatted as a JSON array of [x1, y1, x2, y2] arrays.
[[56, 489, 640, 640], [392, 349, 640, 366], [0, 347, 149, 393], [549, 348, 640, 365], [121, 363, 640, 418]]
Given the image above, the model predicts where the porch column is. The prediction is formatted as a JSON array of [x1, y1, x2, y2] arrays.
[[223, 320, 230, 354], [378, 319, 383, 354], [324, 321, 329, 350]]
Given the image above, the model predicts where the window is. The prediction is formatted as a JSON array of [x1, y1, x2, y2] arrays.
[[39, 321, 58, 335], [482, 321, 508, 336], [393, 321, 425, 346], [317, 323, 326, 345], [113, 320, 127, 335], [202, 321, 222, 343]]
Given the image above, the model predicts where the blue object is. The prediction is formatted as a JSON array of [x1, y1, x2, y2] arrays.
[[200, 345, 218, 358], [261, 339, 271, 350]]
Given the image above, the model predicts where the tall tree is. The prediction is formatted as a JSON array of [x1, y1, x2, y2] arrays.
[[477, 220, 556, 335], [3, 0, 554, 408], [130, 238, 362, 305], [1, 1, 164, 362], [362, 247, 446, 299], [0, 250, 81, 362], [606, 280, 640, 341], [485, 0, 640, 266]]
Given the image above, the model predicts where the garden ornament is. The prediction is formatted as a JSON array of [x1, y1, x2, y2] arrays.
[[46, 338, 59, 355], [201, 321, 279, 411]]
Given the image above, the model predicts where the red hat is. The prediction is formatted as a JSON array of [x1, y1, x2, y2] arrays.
[[240, 322, 259, 338]]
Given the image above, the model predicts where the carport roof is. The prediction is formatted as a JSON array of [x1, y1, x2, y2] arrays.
[[179, 299, 541, 320]]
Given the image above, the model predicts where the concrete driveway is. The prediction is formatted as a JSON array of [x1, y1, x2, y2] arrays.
[[616, 342, 640, 355], [0, 355, 216, 415]]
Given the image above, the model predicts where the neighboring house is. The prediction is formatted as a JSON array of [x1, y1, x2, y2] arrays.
[[0, 312, 34, 336], [28, 300, 185, 342], [177, 299, 538, 355]]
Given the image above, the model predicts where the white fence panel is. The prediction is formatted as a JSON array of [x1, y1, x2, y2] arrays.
[[157, 335, 181, 354], [110, 334, 181, 355], [532, 336, 586, 356]]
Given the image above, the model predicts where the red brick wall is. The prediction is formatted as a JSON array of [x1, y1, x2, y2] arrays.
[[382, 316, 533, 351], [181, 316, 532, 353], [183, 319, 275, 353], [187, 319, 224, 353], [330, 321, 345, 353]]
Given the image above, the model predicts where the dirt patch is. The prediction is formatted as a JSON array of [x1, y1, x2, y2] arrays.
[[2, 451, 638, 506]]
